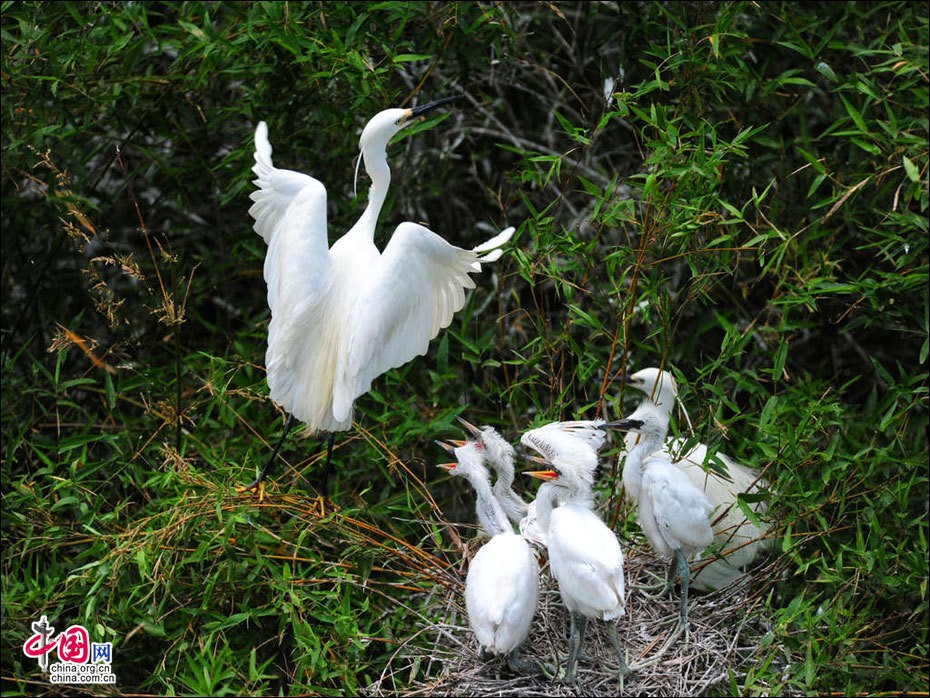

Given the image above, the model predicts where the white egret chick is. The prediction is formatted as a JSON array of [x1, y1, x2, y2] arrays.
[[523, 430, 627, 685], [244, 97, 515, 490], [525, 419, 612, 454], [623, 367, 770, 590], [438, 440, 540, 673], [455, 418, 528, 526], [517, 419, 617, 550], [610, 404, 714, 630]]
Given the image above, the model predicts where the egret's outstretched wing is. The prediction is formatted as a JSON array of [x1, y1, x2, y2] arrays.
[[532, 420, 610, 453], [249, 122, 326, 244], [248, 121, 331, 310], [248, 121, 337, 426], [334, 222, 506, 422]]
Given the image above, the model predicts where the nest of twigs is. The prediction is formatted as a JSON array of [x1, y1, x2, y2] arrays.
[[367, 541, 780, 697]]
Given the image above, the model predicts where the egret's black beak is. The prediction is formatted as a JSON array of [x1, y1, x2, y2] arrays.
[[409, 94, 464, 119]]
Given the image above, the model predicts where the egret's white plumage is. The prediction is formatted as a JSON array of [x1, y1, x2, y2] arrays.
[[612, 404, 714, 629], [523, 427, 626, 684], [522, 420, 610, 468], [249, 102, 514, 441], [623, 367, 770, 590], [439, 440, 539, 671], [456, 419, 528, 527], [517, 420, 617, 550]]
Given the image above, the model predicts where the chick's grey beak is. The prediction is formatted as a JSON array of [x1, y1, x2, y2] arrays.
[[600, 418, 644, 431], [455, 416, 482, 437]]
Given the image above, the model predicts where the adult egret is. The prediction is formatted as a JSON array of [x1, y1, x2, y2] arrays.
[[622, 367, 770, 590], [244, 97, 515, 490], [609, 404, 714, 630], [437, 440, 540, 672], [522, 427, 627, 685]]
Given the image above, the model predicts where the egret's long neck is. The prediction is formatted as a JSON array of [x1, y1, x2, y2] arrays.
[[563, 480, 594, 509], [351, 147, 391, 240], [650, 388, 678, 418], [492, 459, 514, 490], [623, 427, 665, 491], [622, 438, 646, 498], [533, 482, 558, 536], [467, 469, 511, 538], [491, 453, 528, 517]]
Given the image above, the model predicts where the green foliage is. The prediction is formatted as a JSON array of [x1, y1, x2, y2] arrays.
[[2, 1, 927, 695]]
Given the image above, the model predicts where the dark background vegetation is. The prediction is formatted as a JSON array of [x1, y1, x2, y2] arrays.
[[2, 1, 927, 695]]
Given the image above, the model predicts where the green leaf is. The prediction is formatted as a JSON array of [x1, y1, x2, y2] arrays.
[[839, 93, 868, 133], [392, 53, 433, 63], [814, 61, 836, 82]]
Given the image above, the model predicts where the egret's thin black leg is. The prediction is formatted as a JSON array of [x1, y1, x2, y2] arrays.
[[243, 413, 296, 491], [318, 432, 336, 495]]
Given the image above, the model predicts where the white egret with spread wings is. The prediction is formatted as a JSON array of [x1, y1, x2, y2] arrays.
[[244, 97, 514, 490]]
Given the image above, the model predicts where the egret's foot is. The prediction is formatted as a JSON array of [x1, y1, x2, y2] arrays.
[[627, 622, 685, 672], [506, 653, 551, 676], [560, 654, 581, 686], [636, 564, 669, 583], [635, 580, 674, 600], [677, 618, 692, 646], [661, 617, 690, 648], [535, 658, 559, 680], [654, 613, 684, 630], [630, 580, 666, 594], [542, 651, 570, 684], [235, 478, 267, 502], [630, 568, 670, 594]]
